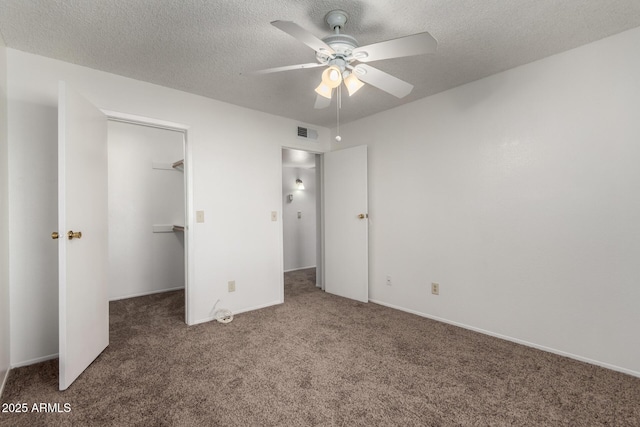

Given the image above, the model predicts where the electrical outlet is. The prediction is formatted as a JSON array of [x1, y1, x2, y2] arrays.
[[228, 280, 236, 292], [386, 275, 392, 286], [431, 282, 440, 295]]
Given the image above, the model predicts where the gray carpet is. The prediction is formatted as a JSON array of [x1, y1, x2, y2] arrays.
[[1, 268, 639, 426]]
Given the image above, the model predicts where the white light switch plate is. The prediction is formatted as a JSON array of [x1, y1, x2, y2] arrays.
[[196, 210, 205, 223]]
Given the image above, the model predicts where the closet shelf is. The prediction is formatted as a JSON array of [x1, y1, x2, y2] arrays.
[[152, 224, 185, 233]]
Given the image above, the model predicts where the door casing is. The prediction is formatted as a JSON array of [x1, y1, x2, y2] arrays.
[[103, 110, 194, 324]]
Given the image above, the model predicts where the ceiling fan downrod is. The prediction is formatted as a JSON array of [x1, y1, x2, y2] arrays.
[[320, 10, 359, 70]]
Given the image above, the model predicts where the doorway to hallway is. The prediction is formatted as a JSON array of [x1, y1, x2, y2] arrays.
[[281, 148, 322, 296]]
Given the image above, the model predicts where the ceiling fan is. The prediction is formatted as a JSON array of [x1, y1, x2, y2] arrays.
[[250, 10, 438, 109]]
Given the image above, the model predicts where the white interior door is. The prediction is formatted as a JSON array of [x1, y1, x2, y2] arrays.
[[58, 81, 109, 390], [324, 145, 368, 302]]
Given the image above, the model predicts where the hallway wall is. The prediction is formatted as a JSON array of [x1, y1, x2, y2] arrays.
[[282, 166, 316, 271]]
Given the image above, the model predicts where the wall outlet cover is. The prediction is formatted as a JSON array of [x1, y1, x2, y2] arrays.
[[431, 283, 440, 295]]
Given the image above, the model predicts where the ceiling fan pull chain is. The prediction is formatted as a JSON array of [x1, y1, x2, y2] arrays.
[[336, 85, 342, 142]]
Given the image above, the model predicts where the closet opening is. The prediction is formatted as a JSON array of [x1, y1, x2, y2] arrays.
[[281, 148, 323, 298], [106, 116, 190, 323]]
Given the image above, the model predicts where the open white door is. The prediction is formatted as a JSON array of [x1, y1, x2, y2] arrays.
[[57, 81, 109, 390], [324, 145, 368, 302]]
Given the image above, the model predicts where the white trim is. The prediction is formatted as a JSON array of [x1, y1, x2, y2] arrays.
[[182, 125, 194, 325], [191, 300, 282, 326], [102, 110, 194, 326], [284, 265, 316, 273], [109, 286, 185, 302], [317, 154, 325, 291], [280, 146, 325, 299], [278, 159, 284, 305], [101, 110, 190, 132], [11, 353, 59, 369], [369, 299, 640, 379], [0, 368, 9, 398]]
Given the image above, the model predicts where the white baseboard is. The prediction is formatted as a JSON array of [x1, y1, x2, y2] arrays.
[[109, 286, 185, 301], [11, 353, 58, 369], [0, 367, 9, 399], [190, 300, 282, 326], [369, 299, 640, 379], [284, 266, 316, 273]]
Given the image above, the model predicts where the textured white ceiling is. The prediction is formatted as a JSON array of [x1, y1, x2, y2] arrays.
[[1, 0, 639, 127]]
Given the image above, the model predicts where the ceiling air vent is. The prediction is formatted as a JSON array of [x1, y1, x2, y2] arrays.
[[297, 126, 318, 141]]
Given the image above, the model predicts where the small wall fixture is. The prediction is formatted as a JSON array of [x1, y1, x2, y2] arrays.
[[287, 194, 294, 202], [296, 179, 305, 190]]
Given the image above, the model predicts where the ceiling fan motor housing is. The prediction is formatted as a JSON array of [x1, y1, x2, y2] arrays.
[[317, 34, 359, 65], [316, 9, 359, 67]]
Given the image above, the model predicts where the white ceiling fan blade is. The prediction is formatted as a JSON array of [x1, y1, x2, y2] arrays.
[[246, 62, 325, 75], [353, 64, 413, 98], [314, 94, 331, 109], [352, 32, 437, 63], [271, 21, 335, 55]]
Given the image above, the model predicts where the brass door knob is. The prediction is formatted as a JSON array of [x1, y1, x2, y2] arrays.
[[67, 230, 82, 240], [51, 232, 59, 240]]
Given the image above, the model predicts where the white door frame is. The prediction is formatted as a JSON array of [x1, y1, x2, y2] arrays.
[[103, 110, 194, 325], [280, 146, 325, 299]]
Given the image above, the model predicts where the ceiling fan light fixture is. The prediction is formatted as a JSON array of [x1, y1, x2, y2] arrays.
[[344, 73, 364, 96], [321, 65, 343, 88], [315, 82, 332, 99], [259, 12, 438, 108]]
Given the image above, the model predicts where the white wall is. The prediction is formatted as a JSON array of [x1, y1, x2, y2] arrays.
[[108, 121, 185, 300], [334, 27, 640, 376], [7, 49, 330, 366], [0, 33, 10, 394], [282, 166, 316, 271]]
